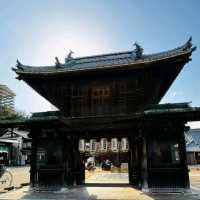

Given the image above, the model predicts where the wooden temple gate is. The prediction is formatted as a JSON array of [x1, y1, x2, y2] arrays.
[[2, 37, 198, 192]]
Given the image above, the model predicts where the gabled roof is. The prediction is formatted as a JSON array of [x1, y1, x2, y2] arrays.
[[13, 38, 196, 76]]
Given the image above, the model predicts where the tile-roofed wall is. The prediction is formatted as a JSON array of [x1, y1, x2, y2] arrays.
[[186, 129, 200, 152], [191, 129, 200, 145]]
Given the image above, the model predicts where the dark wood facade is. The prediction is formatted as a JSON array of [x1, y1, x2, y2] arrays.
[[20, 105, 199, 192], [24, 64, 184, 117]]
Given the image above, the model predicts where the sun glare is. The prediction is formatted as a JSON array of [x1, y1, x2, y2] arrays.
[[33, 27, 111, 66]]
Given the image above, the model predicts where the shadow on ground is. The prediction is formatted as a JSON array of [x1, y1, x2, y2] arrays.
[[0, 186, 200, 200]]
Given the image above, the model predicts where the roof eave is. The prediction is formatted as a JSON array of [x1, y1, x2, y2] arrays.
[[13, 50, 193, 77]]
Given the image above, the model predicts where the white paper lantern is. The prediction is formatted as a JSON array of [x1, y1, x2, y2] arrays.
[[100, 138, 108, 152], [78, 139, 85, 152], [89, 139, 97, 153], [121, 137, 129, 152], [111, 138, 119, 152]]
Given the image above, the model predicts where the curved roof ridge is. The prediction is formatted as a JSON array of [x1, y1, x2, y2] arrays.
[[13, 37, 196, 74], [74, 50, 132, 60]]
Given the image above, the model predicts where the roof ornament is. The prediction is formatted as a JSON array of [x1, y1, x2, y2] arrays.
[[65, 50, 74, 64], [55, 57, 61, 68], [133, 42, 143, 59], [67, 50, 74, 59], [15, 59, 24, 70], [183, 37, 197, 52]]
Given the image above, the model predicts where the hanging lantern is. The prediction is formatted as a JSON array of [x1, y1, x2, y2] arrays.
[[111, 138, 119, 152], [100, 138, 108, 152], [89, 139, 97, 153], [121, 137, 129, 152], [78, 139, 85, 153]]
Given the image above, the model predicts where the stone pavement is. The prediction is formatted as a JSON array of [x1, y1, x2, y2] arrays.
[[190, 171, 200, 194], [0, 186, 200, 200], [0, 166, 30, 192], [85, 172, 129, 184], [0, 169, 200, 199]]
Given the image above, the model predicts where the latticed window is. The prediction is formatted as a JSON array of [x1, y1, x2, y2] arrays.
[[91, 86, 111, 115], [71, 85, 88, 116], [92, 87, 110, 99], [118, 80, 141, 114], [118, 82, 128, 114]]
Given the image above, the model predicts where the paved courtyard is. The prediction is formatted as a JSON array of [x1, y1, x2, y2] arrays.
[[85, 171, 129, 184], [0, 185, 200, 200], [190, 170, 200, 193], [0, 166, 30, 191], [0, 167, 200, 199]]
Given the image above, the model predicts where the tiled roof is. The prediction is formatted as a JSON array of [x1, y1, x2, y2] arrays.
[[144, 102, 200, 116], [13, 37, 196, 75], [191, 129, 200, 144]]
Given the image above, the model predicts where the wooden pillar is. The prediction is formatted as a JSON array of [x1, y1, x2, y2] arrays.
[[71, 136, 85, 185], [128, 136, 134, 185], [64, 135, 85, 186], [129, 135, 140, 187], [30, 128, 38, 187], [179, 126, 190, 191], [79, 153, 85, 184], [141, 133, 149, 192], [64, 136, 74, 186]]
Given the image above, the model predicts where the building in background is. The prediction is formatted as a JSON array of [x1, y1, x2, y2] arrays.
[[0, 84, 31, 166], [0, 128, 30, 166], [185, 129, 200, 165], [0, 84, 15, 116]]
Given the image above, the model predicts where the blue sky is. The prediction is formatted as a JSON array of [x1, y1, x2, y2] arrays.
[[0, 0, 200, 123]]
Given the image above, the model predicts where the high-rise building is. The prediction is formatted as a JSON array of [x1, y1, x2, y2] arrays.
[[0, 84, 15, 115]]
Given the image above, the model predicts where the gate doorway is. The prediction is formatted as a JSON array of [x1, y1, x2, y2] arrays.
[[79, 138, 130, 185]]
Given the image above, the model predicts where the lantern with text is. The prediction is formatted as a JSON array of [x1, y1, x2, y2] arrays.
[[78, 139, 85, 153], [111, 138, 119, 152], [100, 138, 108, 152], [121, 137, 129, 152], [89, 139, 97, 153]]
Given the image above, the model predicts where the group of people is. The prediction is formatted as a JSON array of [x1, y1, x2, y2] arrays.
[[85, 157, 112, 171], [101, 159, 111, 170]]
